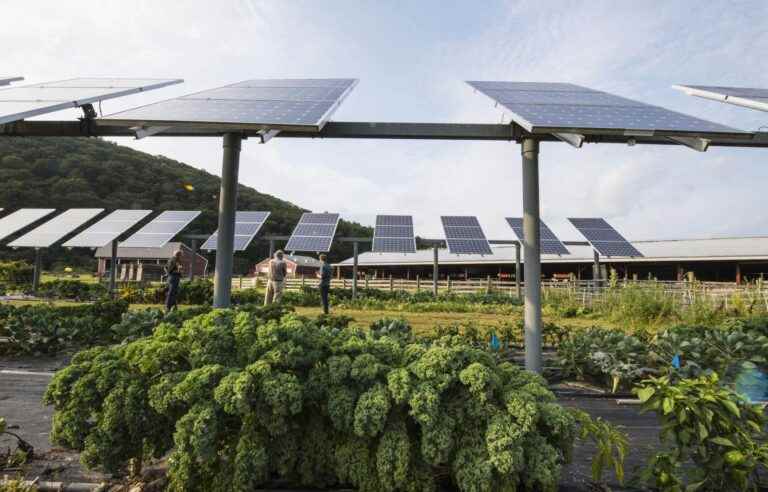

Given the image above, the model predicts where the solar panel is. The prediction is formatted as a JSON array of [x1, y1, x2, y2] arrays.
[[120, 210, 200, 248], [466, 81, 745, 138], [674, 84, 768, 112], [98, 78, 358, 132], [567, 217, 643, 257], [201, 211, 270, 251], [0, 209, 56, 242], [440, 216, 493, 255], [0, 76, 23, 86], [285, 212, 339, 252], [373, 215, 416, 253], [0, 77, 182, 125], [506, 217, 570, 255], [62, 209, 152, 248], [9, 209, 104, 248]]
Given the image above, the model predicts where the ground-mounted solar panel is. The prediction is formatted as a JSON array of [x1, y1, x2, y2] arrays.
[[99, 78, 358, 132], [0, 76, 23, 86], [506, 217, 570, 255], [63, 209, 152, 248], [120, 211, 200, 248], [674, 84, 768, 112], [201, 211, 270, 251], [0, 77, 182, 125], [9, 209, 104, 248], [567, 217, 643, 257], [440, 216, 493, 255], [372, 215, 416, 253], [285, 212, 340, 252], [466, 80, 745, 138], [0, 209, 57, 242]]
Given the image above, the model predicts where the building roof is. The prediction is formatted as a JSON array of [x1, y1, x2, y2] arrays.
[[95, 241, 192, 259], [335, 236, 768, 267]]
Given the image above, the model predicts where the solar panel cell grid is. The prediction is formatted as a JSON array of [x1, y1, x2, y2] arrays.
[[376, 215, 412, 226], [541, 241, 571, 255], [578, 228, 627, 242], [441, 216, 481, 227], [121, 211, 200, 248], [376, 225, 414, 238], [591, 241, 642, 257], [9, 208, 104, 248], [568, 217, 642, 257], [63, 209, 152, 248], [444, 226, 486, 240], [301, 213, 340, 224], [373, 238, 416, 253], [285, 236, 332, 252], [0, 209, 56, 242], [293, 223, 337, 237], [446, 239, 493, 255], [201, 211, 270, 251]]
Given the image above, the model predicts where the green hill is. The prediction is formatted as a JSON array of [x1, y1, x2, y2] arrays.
[[0, 137, 371, 273]]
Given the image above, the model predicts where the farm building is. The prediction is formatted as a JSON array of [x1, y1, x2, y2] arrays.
[[335, 236, 768, 284], [94, 242, 208, 281], [252, 254, 323, 278]]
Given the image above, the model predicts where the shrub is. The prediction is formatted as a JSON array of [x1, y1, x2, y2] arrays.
[[35, 279, 107, 301], [0, 261, 33, 286], [44, 309, 578, 491]]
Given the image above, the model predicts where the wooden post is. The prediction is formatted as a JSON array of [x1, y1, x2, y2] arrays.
[[301, 275, 305, 288], [416, 275, 421, 291], [365, 274, 369, 289], [736, 263, 742, 285], [486, 275, 491, 293], [239, 276, 243, 290], [343, 278, 347, 289], [389, 275, 394, 292], [447, 275, 452, 291]]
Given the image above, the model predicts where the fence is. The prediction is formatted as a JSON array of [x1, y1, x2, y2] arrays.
[[231, 275, 768, 309]]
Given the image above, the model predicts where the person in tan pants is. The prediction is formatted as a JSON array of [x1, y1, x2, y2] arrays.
[[264, 250, 287, 305]]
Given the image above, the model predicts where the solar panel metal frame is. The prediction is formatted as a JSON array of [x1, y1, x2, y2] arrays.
[[98, 78, 359, 132], [0, 77, 183, 125], [567, 217, 643, 258], [62, 209, 153, 248], [0, 208, 57, 242], [0, 76, 23, 86], [372, 215, 416, 253], [674, 84, 768, 112], [120, 210, 200, 248], [440, 216, 493, 255], [505, 217, 570, 256], [8, 208, 104, 248], [285, 212, 340, 252], [466, 80, 747, 139], [201, 211, 270, 251]]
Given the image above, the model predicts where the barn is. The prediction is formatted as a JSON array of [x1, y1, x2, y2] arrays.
[[94, 242, 208, 281]]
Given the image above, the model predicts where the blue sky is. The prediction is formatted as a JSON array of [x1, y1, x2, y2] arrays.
[[4, 0, 768, 241]]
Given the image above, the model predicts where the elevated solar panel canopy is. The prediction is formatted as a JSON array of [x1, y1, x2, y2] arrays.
[[0, 76, 23, 86], [63, 209, 152, 248], [120, 211, 200, 248], [441, 216, 493, 255], [9, 208, 104, 248], [568, 218, 643, 258], [99, 78, 359, 133], [466, 81, 745, 139], [202, 211, 270, 251], [0, 208, 56, 242], [373, 215, 416, 253], [506, 217, 569, 255], [674, 84, 768, 113], [285, 213, 340, 253], [0, 77, 182, 125]]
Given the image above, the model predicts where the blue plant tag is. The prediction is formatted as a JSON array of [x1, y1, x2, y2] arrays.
[[489, 333, 500, 351], [672, 354, 681, 369]]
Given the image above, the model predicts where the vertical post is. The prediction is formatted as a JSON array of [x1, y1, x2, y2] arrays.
[[593, 250, 601, 284], [189, 239, 198, 280], [522, 138, 542, 374], [352, 241, 359, 299], [389, 275, 394, 292], [269, 239, 275, 258], [109, 240, 118, 297], [416, 275, 421, 291], [32, 248, 42, 292], [432, 244, 439, 297], [213, 132, 241, 308], [515, 241, 522, 300]]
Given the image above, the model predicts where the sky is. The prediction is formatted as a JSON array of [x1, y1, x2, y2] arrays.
[[3, 0, 768, 242]]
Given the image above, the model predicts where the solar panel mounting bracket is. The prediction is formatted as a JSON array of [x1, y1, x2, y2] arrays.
[[258, 129, 280, 144], [667, 135, 710, 152], [553, 132, 584, 148], [132, 125, 173, 139], [80, 104, 98, 120]]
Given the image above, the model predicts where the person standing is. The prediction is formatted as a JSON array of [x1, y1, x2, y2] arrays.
[[317, 253, 332, 314], [264, 250, 287, 305], [165, 249, 183, 312]]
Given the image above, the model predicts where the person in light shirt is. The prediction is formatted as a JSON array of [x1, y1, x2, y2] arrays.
[[264, 250, 287, 305]]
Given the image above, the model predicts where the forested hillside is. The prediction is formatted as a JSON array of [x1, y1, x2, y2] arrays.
[[0, 137, 370, 272]]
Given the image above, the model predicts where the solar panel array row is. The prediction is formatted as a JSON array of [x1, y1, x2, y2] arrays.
[[64, 209, 152, 248], [285, 213, 340, 252], [372, 215, 416, 253], [440, 216, 493, 255], [568, 217, 643, 257], [505, 217, 570, 256], [120, 211, 200, 248], [9, 209, 104, 248], [201, 211, 270, 251], [0, 209, 56, 242]]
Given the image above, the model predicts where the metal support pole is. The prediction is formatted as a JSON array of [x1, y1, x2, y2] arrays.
[[352, 241, 359, 299], [432, 244, 439, 297], [593, 250, 600, 285], [515, 242, 522, 300], [109, 240, 118, 297], [189, 239, 198, 280], [212, 133, 242, 308], [32, 248, 42, 292], [269, 239, 275, 258], [521, 138, 542, 374]]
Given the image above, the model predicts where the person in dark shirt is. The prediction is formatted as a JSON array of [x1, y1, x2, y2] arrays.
[[165, 250, 183, 312], [317, 254, 332, 314]]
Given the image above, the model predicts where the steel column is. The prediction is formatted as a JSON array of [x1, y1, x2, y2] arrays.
[[593, 250, 601, 283], [212, 133, 242, 308], [521, 138, 542, 374], [432, 244, 439, 297], [269, 239, 275, 258], [515, 241, 522, 300], [109, 240, 118, 296], [32, 249, 42, 292], [189, 239, 198, 280], [352, 241, 359, 299]]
